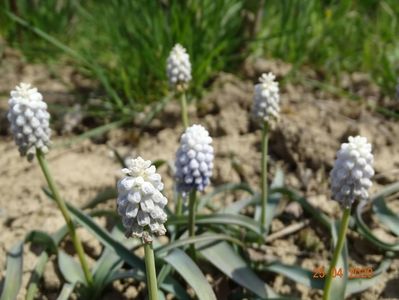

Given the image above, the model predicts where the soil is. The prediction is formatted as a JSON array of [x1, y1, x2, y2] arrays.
[[0, 47, 398, 300]]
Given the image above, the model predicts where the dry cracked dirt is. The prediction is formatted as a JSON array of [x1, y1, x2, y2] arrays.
[[0, 49, 399, 299]]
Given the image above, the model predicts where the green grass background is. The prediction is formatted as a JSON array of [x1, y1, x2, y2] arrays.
[[1, 0, 398, 118]]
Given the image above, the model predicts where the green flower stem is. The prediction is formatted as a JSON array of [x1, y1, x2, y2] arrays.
[[180, 92, 189, 128], [144, 242, 159, 300], [323, 207, 351, 300], [260, 122, 269, 231], [174, 194, 183, 237], [36, 150, 93, 287], [188, 190, 197, 260], [176, 194, 183, 216]]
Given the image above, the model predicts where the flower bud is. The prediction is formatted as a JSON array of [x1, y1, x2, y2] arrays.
[[7, 83, 51, 161], [252, 73, 280, 126], [166, 44, 192, 91], [175, 124, 214, 195], [330, 136, 374, 207], [117, 157, 168, 242]]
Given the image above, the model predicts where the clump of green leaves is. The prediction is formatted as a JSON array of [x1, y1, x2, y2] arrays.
[[2, 0, 246, 117], [259, 0, 399, 95]]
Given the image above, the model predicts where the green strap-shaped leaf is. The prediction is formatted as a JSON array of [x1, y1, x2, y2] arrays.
[[168, 213, 263, 237], [198, 182, 254, 211], [158, 277, 191, 300], [327, 221, 348, 300], [345, 258, 391, 296], [25, 230, 58, 254], [270, 187, 332, 230], [58, 251, 86, 284], [371, 182, 399, 200], [262, 258, 391, 297], [199, 241, 278, 299], [156, 233, 244, 256], [255, 168, 285, 228], [26, 226, 69, 300], [81, 188, 117, 210], [353, 182, 399, 251], [64, 201, 146, 271], [91, 226, 141, 298], [373, 197, 399, 236], [221, 168, 284, 217], [0, 242, 23, 300], [26, 252, 49, 300], [56, 283, 76, 300], [44, 191, 191, 298], [163, 249, 217, 300], [264, 261, 324, 289], [92, 248, 124, 297], [356, 200, 399, 251], [221, 195, 255, 214], [109, 270, 190, 300]]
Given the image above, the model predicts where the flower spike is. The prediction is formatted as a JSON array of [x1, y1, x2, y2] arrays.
[[166, 44, 192, 91], [330, 136, 374, 207], [252, 72, 280, 126], [117, 157, 168, 243], [7, 83, 51, 161], [175, 124, 214, 195]]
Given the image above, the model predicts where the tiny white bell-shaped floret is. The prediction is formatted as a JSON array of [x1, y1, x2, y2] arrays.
[[7, 83, 51, 161], [330, 136, 374, 207]]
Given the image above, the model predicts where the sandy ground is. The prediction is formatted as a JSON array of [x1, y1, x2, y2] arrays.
[[0, 49, 399, 299]]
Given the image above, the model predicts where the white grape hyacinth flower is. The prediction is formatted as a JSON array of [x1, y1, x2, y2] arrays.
[[7, 83, 51, 161], [175, 124, 214, 196], [252, 72, 280, 126], [117, 157, 168, 242], [330, 136, 374, 207], [166, 44, 192, 91]]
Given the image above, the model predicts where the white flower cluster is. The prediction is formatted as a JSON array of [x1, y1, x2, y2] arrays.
[[7, 83, 51, 161], [166, 44, 191, 90], [117, 157, 168, 242], [252, 73, 280, 126], [330, 136, 374, 207], [175, 124, 214, 195]]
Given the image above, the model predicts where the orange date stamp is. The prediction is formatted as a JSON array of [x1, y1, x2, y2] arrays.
[[312, 266, 373, 279]]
